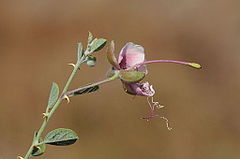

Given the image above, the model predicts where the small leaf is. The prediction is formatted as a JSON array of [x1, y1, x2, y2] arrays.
[[47, 82, 59, 109], [31, 138, 46, 156], [87, 31, 93, 44], [119, 70, 145, 84], [77, 43, 83, 61], [89, 38, 107, 53], [71, 85, 99, 96], [44, 128, 79, 146]]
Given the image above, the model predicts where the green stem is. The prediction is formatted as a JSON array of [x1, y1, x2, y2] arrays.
[[23, 58, 84, 159], [63, 71, 119, 97]]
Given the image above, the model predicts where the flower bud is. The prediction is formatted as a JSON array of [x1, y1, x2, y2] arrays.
[[86, 56, 96, 67]]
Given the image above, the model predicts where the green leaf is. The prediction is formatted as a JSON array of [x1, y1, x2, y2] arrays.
[[47, 82, 59, 109], [77, 43, 83, 61], [87, 31, 93, 44], [44, 128, 79, 146], [119, 70, 145, 84], [31, 137, 46, 156], [70, 85, 99, 96], [89, 38, 107, 53]]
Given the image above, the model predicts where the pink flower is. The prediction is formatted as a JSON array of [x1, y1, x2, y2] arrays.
[[64, 41, 201, 130], [108, 42, 155, 96], [107, 41, 201, 128], [107, 41, 201, 97]]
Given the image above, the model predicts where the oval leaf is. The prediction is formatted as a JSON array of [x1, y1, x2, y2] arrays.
[[47, 82, 59, 109], [74, 85, 99, 96], [90, 38, 107, 53], [44, 128, 79, 146], [119, 70, 145, 84]]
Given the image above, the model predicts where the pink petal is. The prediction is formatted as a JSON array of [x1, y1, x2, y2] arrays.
[[118, 42, 145, 69], [135, 64, 148, 74], [123, 81, 155, 97]]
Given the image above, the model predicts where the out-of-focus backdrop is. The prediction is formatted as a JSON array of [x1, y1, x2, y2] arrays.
[[1, 0, 240, 159]]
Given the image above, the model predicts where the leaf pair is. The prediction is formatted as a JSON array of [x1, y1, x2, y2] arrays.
[[77, 32, 106, 66], [86, 32, 107, 55]]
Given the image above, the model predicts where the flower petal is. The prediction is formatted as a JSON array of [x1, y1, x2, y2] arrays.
[[118, 42, 145, 69], [123, 81, 155, 97], [135, 64, 148, 74]]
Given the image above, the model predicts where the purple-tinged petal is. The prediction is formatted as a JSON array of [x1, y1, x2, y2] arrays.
[[135, 64, 148, 74], [123, 81, 155, 97], [118, 42, 145, 69]]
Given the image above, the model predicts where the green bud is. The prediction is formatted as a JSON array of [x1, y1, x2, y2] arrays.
[[86, 56, 96, 67]]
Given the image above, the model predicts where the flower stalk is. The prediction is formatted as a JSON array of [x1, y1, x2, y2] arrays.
[[63, 71, 119, 97]]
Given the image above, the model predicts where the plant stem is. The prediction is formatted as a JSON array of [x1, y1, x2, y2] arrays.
[[23, 58, 84, 159], [63, 71, 119, 97]]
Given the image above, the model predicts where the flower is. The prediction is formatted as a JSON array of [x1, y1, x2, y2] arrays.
[[107, 41, 201, 97], [65, 41, 201, 130], [107, 41, 156, 96], [107, 41, 201, 129]]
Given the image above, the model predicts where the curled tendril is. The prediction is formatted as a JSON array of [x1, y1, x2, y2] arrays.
[[143, 96, 172, 130]]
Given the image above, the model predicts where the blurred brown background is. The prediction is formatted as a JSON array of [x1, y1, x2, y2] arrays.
[[1, 0, 240, 158]]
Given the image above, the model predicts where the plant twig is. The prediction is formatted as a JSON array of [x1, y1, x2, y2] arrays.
[[23, 57, 84, 159]]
